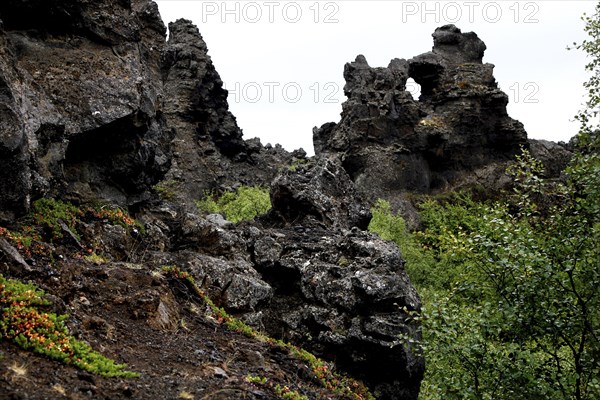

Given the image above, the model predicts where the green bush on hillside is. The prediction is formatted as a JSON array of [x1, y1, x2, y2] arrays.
[[368, 199, 437, 289], [196, 186, 271, 223], [368, 144, 599, 400]]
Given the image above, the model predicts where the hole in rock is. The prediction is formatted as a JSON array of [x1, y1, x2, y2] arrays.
[[406, 78, 422, 101], [0, 1, 77, 34], [64, 115, 148, 195]]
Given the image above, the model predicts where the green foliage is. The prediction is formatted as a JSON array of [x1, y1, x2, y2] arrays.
[[86, 204, 141, 232], [368, 199, 437, 288], [246, 374, 268, 385], [32, 198, 82, 240], [275, 384, 309, 400], [404, 9, 600, 398], [28, 199, 141, 243], [0, 275, 137, 378], [368, 199, 408, 242], [368, 145, 599, 400], [195, 194, 220, 215], [571, 2, 600, 139], [0, 226, 38, 258], [196, 186, 271, 223], [417, 193, 490, 251], [153, 180, 179, 200], [412, 145, 600, 400], [84, 252, 108, 265], [288, 159, 308, 172], [245, 375, 309, 400], [0, 198, 142, 263]]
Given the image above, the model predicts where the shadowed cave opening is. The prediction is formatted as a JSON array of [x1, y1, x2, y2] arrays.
[[63, 114, 152, 199]]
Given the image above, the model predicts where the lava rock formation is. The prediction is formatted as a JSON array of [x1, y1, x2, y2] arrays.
[[0, 3, 573, 400]]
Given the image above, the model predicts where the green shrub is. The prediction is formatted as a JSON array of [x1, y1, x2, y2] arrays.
[[415, 144, 600, 400], [288, 159, 308, 172], [368, 199, 437, 289], [367, 145, 600, 399], [29, 199, 141, 242], [196, 186, 271, 223], [414, 7, 600, 397], [153, 180, 179, 200]]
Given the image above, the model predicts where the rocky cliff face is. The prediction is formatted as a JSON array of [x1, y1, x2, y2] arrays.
[[314, 25, 531, 207], [0, 1, 423, 399], [255, 157, 424, 399], [159, 19, 305, 211], [0, 0, 303, 221], [0, 2, 575, 399], [0, 0, 172, 221]]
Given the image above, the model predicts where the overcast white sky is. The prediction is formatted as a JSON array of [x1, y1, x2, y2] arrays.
[[155, 1, 597, 154]]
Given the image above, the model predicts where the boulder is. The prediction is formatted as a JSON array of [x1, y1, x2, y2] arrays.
[[529, 139, 573, 178], [269, 157, 371, 230]]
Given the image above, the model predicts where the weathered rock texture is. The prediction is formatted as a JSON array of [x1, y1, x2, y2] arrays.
[[139, 158, 425, 400], [0, 0, 171, 220], [314, 24, 529, 204], [269, 157, 371, 230], [159, 19, 305, 210], [0, 2, 302, 221], [254, 158, 423, 399], [0, 1, 422, 399], [529, 139, 573, 178]]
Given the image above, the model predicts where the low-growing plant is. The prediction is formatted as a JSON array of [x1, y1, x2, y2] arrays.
[[153, 180, 179, 200], [246, 375, 308, 400], [0, 198, 143, 264], [86, 203, 145, 236], [288, 159, 308, 172], [0, 226, 37, 258], [0, 275, 137, 378], [178, 391, 194, 400], [246, 374, 268, 385], [84, 252, 108, 265], [32, 198, 82, 241], [275, 384, 309, 400], [195, 186, 271, 223]]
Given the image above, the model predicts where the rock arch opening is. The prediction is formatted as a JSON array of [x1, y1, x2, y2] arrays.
[[406, 78, 421, 101]]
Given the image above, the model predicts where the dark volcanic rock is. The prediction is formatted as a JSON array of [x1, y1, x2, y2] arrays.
[[0, 5, 301, 220], [162, 20, 246, 158], [155, 158, 425, 399], [529, 139, 573, 178], [314, 24, 529, 203], [0, 0, 171, 220], [243, 160, 424, 400], [0, 0, 166, 44], [249, 226, 424, 400], [269, 157, 371, 230], [158, 19, 303, 210]]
